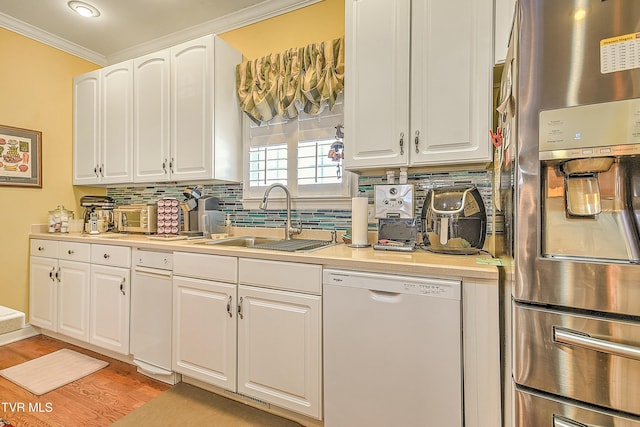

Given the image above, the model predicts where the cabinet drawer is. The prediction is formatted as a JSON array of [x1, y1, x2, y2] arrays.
[[58, 241, 90, 262], [30, 239, 58, 258], [91, 244, 131, 268], [239, 258, 321, 294], [173, 252, 237, 283]]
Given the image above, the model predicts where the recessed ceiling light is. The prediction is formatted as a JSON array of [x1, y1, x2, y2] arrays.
[[68, 1, 101, 18]]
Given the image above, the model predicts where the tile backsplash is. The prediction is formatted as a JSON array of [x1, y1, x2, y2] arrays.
[[107, 169, 493, 233]]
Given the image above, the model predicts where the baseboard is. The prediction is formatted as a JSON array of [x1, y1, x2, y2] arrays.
[[0, 324, 40, 346]]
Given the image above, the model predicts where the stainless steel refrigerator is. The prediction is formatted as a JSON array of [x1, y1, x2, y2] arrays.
[[504, 0, 640, 425]]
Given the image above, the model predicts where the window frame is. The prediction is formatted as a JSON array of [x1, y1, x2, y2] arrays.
[[241, 96, 356, 210]]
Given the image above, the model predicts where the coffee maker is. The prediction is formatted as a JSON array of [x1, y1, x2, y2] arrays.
[[179, 191, 225, 237], [540, 99, 640, 262], [372, 184, 418, 251]]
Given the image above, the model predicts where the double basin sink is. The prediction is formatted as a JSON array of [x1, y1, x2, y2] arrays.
[[196, 236, 336, 253]]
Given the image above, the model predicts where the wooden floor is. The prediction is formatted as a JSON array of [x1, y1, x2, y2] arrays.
[[0, 335, 170, 427]]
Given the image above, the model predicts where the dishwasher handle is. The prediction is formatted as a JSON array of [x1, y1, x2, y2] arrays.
[[134, 266, 172, 279]]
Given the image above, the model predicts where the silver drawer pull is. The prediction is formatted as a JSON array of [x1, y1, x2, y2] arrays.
[[68, 249, 74, 255], [553, 415, 587, 427], [553, 326, 640, 361], [103, 253, 110, 259], [38, 246, 45, 251]]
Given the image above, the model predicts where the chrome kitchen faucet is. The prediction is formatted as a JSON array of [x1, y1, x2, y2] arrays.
[[259, 183, 301, 240]]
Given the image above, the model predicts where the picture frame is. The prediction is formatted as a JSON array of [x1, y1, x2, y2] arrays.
[[0, 124, 42, 188]]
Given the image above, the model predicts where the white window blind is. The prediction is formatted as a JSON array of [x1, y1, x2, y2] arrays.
[[243, 95, 355, 208]]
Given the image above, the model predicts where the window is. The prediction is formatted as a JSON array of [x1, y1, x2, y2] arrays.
[[243, 95, 355, 209]]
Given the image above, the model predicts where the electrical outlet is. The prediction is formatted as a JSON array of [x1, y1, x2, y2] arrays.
[[367, 204, 376, 223]]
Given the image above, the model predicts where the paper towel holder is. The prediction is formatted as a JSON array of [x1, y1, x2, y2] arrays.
[[349, 195, 371, 248]]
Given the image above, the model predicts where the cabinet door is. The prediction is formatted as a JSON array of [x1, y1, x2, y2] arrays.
[[57, 260, 91, 342], [90, 264, 130, 354], [170, 35, 213, 181], [237, 285, 322, 419], [73, 70, 101, 185], [101, 61, 134, 184], [343, 0, 410, 170], [134, 50, 172, 183], [29, 257, 58, 330], [495, 0, 516, 65], [173, 276, 237, 390], [410, 0, 493, 165]]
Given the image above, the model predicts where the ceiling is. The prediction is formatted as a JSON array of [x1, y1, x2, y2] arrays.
[[0, 0, 320, 65]]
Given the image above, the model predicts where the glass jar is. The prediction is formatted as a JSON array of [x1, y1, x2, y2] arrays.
[[48, 205, 74, 233]]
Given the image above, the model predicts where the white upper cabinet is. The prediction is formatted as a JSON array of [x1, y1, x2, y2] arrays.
[[133, 50, 171, 182], [73, 70, 101, 185], [75, 35, 242, 186], [344, 0, 494, 170], [73, 62, 134, 185], [494, 0, 517, 64], [133, 35, 242, 183], [101, 61, 134, 184]]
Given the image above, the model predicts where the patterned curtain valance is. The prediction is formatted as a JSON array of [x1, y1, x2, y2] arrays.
[[236, 37, 344, 125]]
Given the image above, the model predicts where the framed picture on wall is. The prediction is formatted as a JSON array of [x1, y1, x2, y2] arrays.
[[0, 124, 42, 188]]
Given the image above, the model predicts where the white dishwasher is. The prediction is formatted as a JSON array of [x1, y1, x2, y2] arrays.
[[323, 269, 462, 427], [131, 249, 178, 384]]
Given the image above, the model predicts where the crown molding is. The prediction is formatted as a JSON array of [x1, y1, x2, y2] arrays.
[[0, 11, 107, 65], [107, 0, 322, 64], [0, 0, 322, 67]]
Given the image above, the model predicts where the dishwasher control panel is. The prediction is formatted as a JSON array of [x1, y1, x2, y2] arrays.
[[323, 269, 460, 300]]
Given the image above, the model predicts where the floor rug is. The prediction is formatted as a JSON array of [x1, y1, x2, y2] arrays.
[[0, 348, 108, 395], [112, 382, 302, 427]]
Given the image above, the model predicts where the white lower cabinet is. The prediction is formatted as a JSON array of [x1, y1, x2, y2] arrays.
[[172, 252, 323, 420], [89, 244, 131, 355], [236, 284, 321, 419], [89, 264, 130, 354], [173, 275, 237, 389], [29, 239, 91, 342]]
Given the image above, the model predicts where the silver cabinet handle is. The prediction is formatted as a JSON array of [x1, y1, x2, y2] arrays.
[[94, 165, 99, 177], [553, 415, 587, 427], [103, 253, 110, 259], [49, 267, 56, 281], [399, 132, 405, 156], [554, 326, 640, 361], [227, 296, 233, 318], [169, 157, 175, 173], [162, 159, 168, 174], [67, 249, 74, 255], [237, 296, 244, 319], [120, 277, 126, 295], [55, 267, 61, 283], [99, 164, 104, 177], [414, 130, 420, 154], [38, 246, 45, 252]]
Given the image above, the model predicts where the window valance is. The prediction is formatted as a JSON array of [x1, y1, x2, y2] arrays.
[[236, 37, 344, 125]]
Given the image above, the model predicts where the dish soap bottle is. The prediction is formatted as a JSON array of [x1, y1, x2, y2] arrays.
[[225, 214, 232, 236]]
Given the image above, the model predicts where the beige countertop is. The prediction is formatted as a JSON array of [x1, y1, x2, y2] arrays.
[[30, 228, 499, 281]]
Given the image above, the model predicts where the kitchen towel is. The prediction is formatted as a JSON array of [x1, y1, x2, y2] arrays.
[[351, 197, 369, 246]]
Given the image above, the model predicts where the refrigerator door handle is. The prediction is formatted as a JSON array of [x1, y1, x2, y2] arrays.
[[553, 414, 587, 427], [553, 326, 640, 361]]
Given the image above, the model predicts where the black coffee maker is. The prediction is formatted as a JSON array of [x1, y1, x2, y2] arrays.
[[421, 185, 486, 254]]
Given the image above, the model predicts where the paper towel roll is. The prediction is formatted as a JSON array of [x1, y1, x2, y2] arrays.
[[351, 197, 369, 246]]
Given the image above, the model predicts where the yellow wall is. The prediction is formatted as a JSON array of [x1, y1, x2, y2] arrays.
[[0, 28, 103, 314], [0, 0, 344, 317], [220, 0, 344, 60]]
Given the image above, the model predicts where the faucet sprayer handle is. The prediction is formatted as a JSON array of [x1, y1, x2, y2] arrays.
[[288, 219, 302, 237]]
